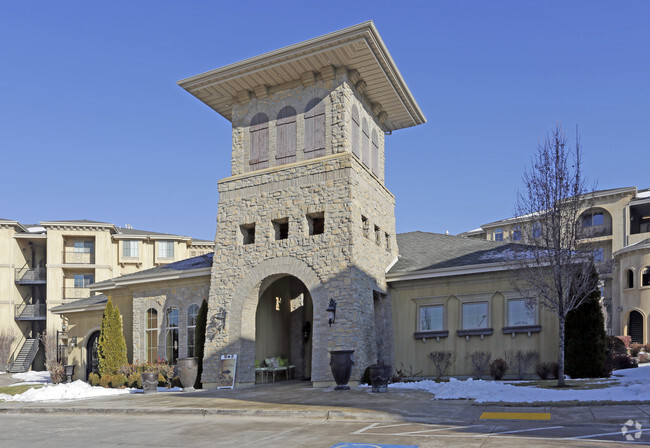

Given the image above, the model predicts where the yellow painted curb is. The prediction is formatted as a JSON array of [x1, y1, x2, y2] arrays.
[[480, 411, 551, 420]]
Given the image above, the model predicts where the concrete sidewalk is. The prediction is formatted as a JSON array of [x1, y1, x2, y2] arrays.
[[3, 378, 650, 427]]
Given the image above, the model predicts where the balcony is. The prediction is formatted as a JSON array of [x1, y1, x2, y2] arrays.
[[579, 224, 612, 239], [15, 267, 46, 284], [14, 303, 46, 321], [63, 251, 95, 264], [63, 287, 91, 299]]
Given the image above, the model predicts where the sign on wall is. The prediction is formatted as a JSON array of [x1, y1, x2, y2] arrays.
[[217, 354, 237, 389]]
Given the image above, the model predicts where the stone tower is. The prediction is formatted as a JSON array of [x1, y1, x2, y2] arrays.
[[178, 22, 425, 388]]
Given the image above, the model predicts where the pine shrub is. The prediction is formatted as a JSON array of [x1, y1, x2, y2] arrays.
[[565, 265, 607, 378], [194, 299, 208, 389], [98, 298, 128, 377]]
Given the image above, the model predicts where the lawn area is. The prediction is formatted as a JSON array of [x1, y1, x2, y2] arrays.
[[0, 384, 43, 396]]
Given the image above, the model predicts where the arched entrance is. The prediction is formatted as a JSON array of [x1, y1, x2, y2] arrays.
[[255, 275, 313, 382], [628, 311, 644, 344], [86, 331, 100, 378]]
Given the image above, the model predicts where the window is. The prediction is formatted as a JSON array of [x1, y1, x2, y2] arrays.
[[187, 304, 199, 358], [145, 308, 158, 362], [374, 225, 381, 245], [362, 215, 369, 238], [532, 222, 542, 239], [462, 302, 488, 329], [74, 240, 94, 253], [419, 305, 444, 332], [385, 232, 391, 251], [351, 106, 360, 158], [273, 218, 289, 240], [582, 211, 604, 227], [626, 269, 635, 289], [512, 226, 521, 241], [494, 228, 503, 241], [507, 299, 535, 327], [158, 241, 174, 258], [123, 240, 139, 258], [276, 106, 297, 164], [240, 223, 255, 245], [307, 212, 324, 236], [73, 274, 93, 288], [361, 118, 370, 167], [593, 248, 604, 263], [249, 113, 269, 170], [371, 129, 379, 176], [166, 307, 179, 364], [642, 267, 650, 287], [304, 98, 325, 158]]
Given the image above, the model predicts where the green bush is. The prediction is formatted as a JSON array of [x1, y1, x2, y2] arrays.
[[194, 299, 208, 389], [88, 372, 100, 386], [98, 298, 128, 377], [99, 375, 112, 388], [565, 265, 607, 378], [127, 372, 142, 388]]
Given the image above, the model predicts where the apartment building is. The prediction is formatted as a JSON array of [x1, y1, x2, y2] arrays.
[[461, 186, 650, 341], [0, 219, 213, 372]]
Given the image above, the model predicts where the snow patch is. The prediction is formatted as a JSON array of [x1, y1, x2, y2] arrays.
[[11, 371, 51, 384], [0, 380, 131, 402]]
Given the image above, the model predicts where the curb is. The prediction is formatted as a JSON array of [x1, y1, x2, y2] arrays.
[[475, 400, 650, 407]]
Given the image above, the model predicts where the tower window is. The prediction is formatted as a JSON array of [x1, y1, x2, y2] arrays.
[[240, 223, 256, 245], [362, 215, 369, 238], [307, 212, 324, 236], [375, 225, 381, 245], [273, 218, 289, 240]]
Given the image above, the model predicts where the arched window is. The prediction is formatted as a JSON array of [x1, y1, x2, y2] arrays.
[[166, 306, 179, 364], [187, 304, 199, 358], [276, 106, 296, 165], [304, 98, 325, 158], [361, 118, 370, 167], [371, 129, 379, 176], [629, 310, 644, 343], [351, 106, 360, 158], [642, 267, 650, 287], [626, 269, 635, 289], [494, 228, 503, 241], [249, 113, 269, 170], [580, 208, 611, 238], [145, 308, 158, 362]]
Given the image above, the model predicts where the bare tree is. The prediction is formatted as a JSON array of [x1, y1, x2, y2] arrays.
[[0, 329, 16, 371], [510, 124, 596, 387]]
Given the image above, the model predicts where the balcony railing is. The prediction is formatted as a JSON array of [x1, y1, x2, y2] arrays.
[[15, 267, 46, 284], [580, 224, 612, 239], [63, 251, 95, 264], [14, 303, 46, 320], [63, 287, 91, 299]]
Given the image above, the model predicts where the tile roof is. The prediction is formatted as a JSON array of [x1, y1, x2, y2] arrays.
[[389, 231, 517, 274], [51, 294, 108, 313]]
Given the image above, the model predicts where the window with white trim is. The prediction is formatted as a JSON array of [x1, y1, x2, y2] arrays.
[[419, 305, 444, 332], [166, 307, 179, 364], [123, 240, 139, 258], [158, 241, 174, 258], [507, 299, 535, 327], [145, 308, 158, 362], [187, 304, 199, 358], [73, 274, 93, 288], [462, 302, 488, 329], [494, 228, 503, 241]]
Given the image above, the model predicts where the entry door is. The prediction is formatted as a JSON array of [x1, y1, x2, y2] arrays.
[[86, 331, 100, 378]]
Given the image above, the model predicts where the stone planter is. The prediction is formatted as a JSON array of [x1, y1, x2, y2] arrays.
[[176, 357, 199, 391], [64, 364, 76, 383], [329, 350, 354, 390], [141, 371, 158, 394], [368, 364, 391, 393]]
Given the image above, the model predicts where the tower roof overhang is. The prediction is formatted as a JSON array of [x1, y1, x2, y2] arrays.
[[177, 21, 426, 132]]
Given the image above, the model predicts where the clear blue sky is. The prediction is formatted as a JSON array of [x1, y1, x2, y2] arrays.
[[2, 1, 648, 240]]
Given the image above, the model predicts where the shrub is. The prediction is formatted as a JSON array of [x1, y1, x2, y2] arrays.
[[428, 351, 456, 381], [47, 361, 65, 384], [467, 351, 491, 379], [535, 362, 558, 380], [391, 363, 422, 383], [0, 329, 16, 371], [194, 299, 208, 389], [111, 374, 127, 388], [98, 298, 128, 377], [489, 358, 508, 380], [170, 376, 182, 388], [88, 372, 100, 386], [565, 265, 607, 378], [99, 375, 112, 388], [158, 373, 167, 387], [613, 354, 638, 370], [127, 372, 142, 388], [630, 343, 644, 357], [616, 335, 631, 349], [505, 350, 539, 379], [638, 353, 649, 364], [607, 336, 627, 356]]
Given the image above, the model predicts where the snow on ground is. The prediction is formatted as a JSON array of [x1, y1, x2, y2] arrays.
[[0, 380, 131, 402], [11, 371, 52, 384], [391, 363, 650, 403]]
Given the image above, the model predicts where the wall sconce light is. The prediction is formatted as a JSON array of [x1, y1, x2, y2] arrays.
[[326, 298, 337, 327], [69, 337, 77, 348]]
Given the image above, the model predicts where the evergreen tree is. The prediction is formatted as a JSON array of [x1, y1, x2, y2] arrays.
[[194, 299, 208, 388], [98, 297, 128, 377], [565, 264, 607, 378]]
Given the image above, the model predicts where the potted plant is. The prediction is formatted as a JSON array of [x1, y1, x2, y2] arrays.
[[368, 294, 391, 393]]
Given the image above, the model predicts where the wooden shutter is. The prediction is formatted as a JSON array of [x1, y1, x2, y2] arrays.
[[371, 129, 379, 175], [276, 106, 297, 165], [361, 118, 370, 167], [351, 106, 360, 158], [249, 113, 269, 170], [304, 98, 325, 159]]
